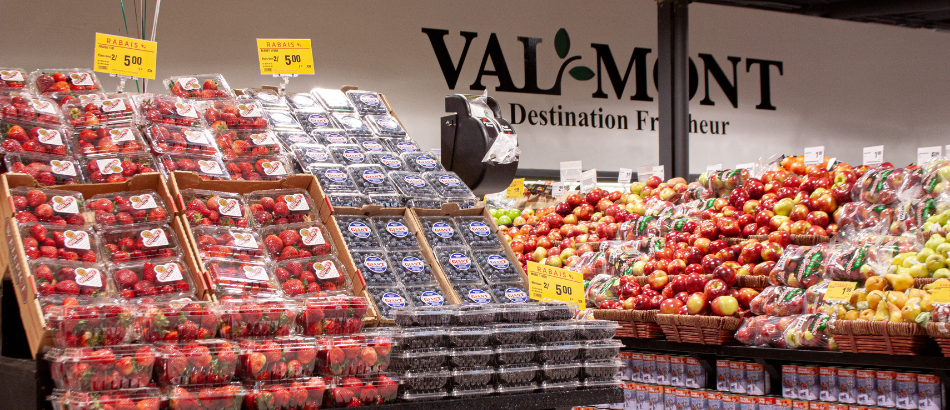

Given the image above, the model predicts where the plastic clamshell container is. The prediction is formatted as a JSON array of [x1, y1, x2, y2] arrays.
[[308, 163, 359, 193], [242, 378, 327, 410], [419, 217, 464, 248], [492, 323, 537, 345], [17, 221, 101, 262], [313, 335, 372, 376], [261, 221, 335, 261], [274, 130, 317, 148], [456, 216, 502, 249], [205, 257, 283, 299], [334, 215, 382, 251], [137, 300, 221, 344], [367, 193, 403, 208], [58, 387, 162, 410], [440, 194, 479, 210], [157, 153, 230, 180], [490, 281, 531, 305], [474, 248, 521, 284], [311, 88, 356, 112], [286, 92, 326, 113], [494, 344, 539, 366], [537, 302, 576, 321], [0, 92, 65, 124], [537, 341, 582, 363], [495, 382, 539, 394], [29, 259, 113, 299], [238, 336, 318, 381], [327, 192, 369, 209], [295, 295, 368, 336], [535, 321, 578, 343], [451, 304, 496, 326], [370, 215, 420, 251], [214, 129, 283, 159], [496, 364, 541, 386], [346, 90, 388, 115], [310, 130, 350, 145], [389, 171, 440, 199], [497, 303, 542, 322], [0, 117, 74, 156], [350, 136, 390, 153], [7, 186, 86, 225], [388, 249, 437, 286], [392, 306, 452, 327], [347, 164, 398, 195], [191, 225, 266, 262], [582, 359, 624, 382], [218, 298, 298, 339], [358, 373, 400, 405], [451, 281, 495, 306], [399, 390, 448, 402], [110, 257, 197, 301], [242, 88, 289, 110], [71, 125, 148, 158], [223, 155, 293, 181], [30, 68, 103, 96], [575, 319, 621, 340], [350, 249, 396, 287], [333, 112, 372, 136], [450, 367, 493, 387], [274, 255, 351, 296], [389, 348, 446, 372], [391, 326, 445, 350], [583, 339, 623, 361], [401, 368, 450, 394], [366, 151, 406, 173], [384, 138, 421, 154], [87, 189, 171, 229], [298, 112, 339, 133], [163, 383, 246, 410], [327, 143, 369, 166], [406, 196, 443, 209], [446, 327, 491, 349], [141, 123, 219, 156], [365, 114, 406, 138], [202, 99, 269, 131], [47, 344, 156, 391], [367, 285, 414, 319], [424, 171, 474, 198], [61, 94, 137, 128], [46, 302, 136, 348], [291, 143, 335, 169], [179, 188, 250, 227], [98, 222, 181, 263], [435, 247, 484, 283], [264, 109, 303, 132], [154, 339, 240, 386], [401, 152, 444, 173], [406, 285, 448, 307], [0, 67, 28, 90], [541, 361, 582, 383], [133, 93, 206, 128], [81, 152, 158, 184], [164, 73, 234, 100], [245, 188, 317, 228]]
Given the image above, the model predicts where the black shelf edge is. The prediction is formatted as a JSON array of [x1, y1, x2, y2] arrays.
[[620, 338, 950, 370], [366, 387, 623, 410]]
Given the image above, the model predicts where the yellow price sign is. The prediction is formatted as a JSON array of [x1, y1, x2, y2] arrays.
[[932, 281, 950, 304], [823, 281, 857, 303], [506, 178, 524, 199], [257, 39, 315, 75], [526, 261, 585, 309], [94, 33, 157, 79]]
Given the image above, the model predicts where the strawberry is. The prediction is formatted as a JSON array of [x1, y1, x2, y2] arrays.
[[278, 230, 300, 246], [281, 279, 305, 296], [264, 235, 283, 254], [248, 352, 267, 374], [53, 280, 80, 296]]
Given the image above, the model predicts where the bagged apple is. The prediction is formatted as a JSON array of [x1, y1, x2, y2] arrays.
[[749, 286, 806, 317]]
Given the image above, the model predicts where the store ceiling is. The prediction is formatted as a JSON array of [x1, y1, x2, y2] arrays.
[[695, 0, 950, 31]]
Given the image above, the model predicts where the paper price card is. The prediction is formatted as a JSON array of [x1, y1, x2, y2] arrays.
[[823, 281, 857, 303], [917, 146, 942, 165], [551, 182, 565, 198], [94, 33, 157, 79], [505, 178, 524, 199], [257, 39, 315, 75], [617, 168, 633, 185], [653, 165, 665, 180], [560, 160, 582, 183], [931, 281, 950, 304], [580, 169, 597, 193], [526, 261, 585, 309], [804, 146, 825, 165], [863, 145, 883, 166], [636, 165, 654, 182]]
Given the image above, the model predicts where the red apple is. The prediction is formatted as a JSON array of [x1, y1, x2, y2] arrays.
[[768, 231, 791, 248], [710, 295, 739, 316], [704, 279, 729, 300], [634, 294, 652, 310], [735, 288, 760, 309], [686, 293, 708, 315], [684, 273, 708, 294], [711, 264, 737, 287], [701, 254, 723, 274], [660, 298, 684, 314], [648, 271, 669, 290], [555, 202, 573, 216], [567, 194, 583, 207]]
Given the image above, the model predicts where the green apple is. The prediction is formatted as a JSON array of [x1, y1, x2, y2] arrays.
[[936, 243, 950, 257], [773, 198, 795, 216], [925, 254, 946, 272], [506, 209, 521, 220], [490, 208, 503, 218], [497, 215, 513, 225]]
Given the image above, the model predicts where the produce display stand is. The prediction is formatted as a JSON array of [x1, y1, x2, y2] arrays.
[[359, 387, 622, 410]]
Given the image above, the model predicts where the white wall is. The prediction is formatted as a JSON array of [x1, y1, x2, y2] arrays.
[[2, 0, 949, 174]]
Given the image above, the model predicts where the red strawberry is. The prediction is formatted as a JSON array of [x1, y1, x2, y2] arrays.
[[281, 279, 305, 296], [115, 269, 138, 288], [264, 235, 283, 254], [248, 352, 267, 374], [54, 280, 80, 295], [278, 230, 300, 246], [29, 223, 48, 241]]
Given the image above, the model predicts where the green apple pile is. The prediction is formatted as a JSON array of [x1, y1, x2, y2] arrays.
[[887, 233, 950, 279], [490, 208, 523, 225]]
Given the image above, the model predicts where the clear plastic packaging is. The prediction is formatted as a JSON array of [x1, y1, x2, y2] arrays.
[[72, 125, 148, 158], [537, 341, 582, 363], [350, 136, 390, 153], [402, 152, 444, 173], [388, 249, 437, 286], [17, 222, 100, 262], [425, 171, 474, 199], [367, 285, 414, 319], [46, 302, 135, 348], [474, 248, 520, 283], [311, 88, 357, 112], [179, 189, 249, 227], [154, 338, 240, 385], [0, 67, 27, 90], [419, 216, 464, 247], [311, 130, 350, 145], [536, 321, 579, 343], [29, 259, 112, 299], [61, 94, 137, 128], [29, 68, 102, 96], [389, 171, 441, 199], [575, 320, 620, 340], [391, 327, 446, 350], [399, 390, 448, 402], [47, 344, 156, 391], [214, 129, 282, 159], [348, 164, 398, 195], [242, 88, 289, 110], [261, 221, 335, 261], [142, 123, 219, 156], [488, 281, 530, 305], [291, 143, 335, 169], [264, 109, 303, 132], [406, 285, 449, 307], [274, 130, 317, 148], [541, 361, 582, 383], [451, 385, 494, 398], [401, 369, 450, 393], [308, 163, 359, 193], [274, 255, 350, 296], [333, 215, 381, 250], [333, 112, 372, 136], [371, 215, 420, 251], [451, 367, 493, 387], [327, 143, 369, 166], [436, 247, 484, 283], [537, 302, 577, 321], [81, 152, 158, 184], [406, 196, 444, 209], [295, 295, 368, 336], [367, 193, 403, 208], [57, 387, 162, 410], [298, 112, 340, 133], [497, 363, 541, 388], [246, 188, 317, 228], [8, 186, 86, 226], [327, 192, 369, 208], [447, 328, 492, 349], [456, 216, 502, 248], [286, 92, 326, 113], [768, 244, 828, 288], [165, 383, 246, 410], [157, 153, 230, 180], [0, 118, 73, 156], [365, 114, 406, 138], [205, 257, 282, 299], [241, 378, 326, 409], [583, 359, 623, 384], [390, 307, 450, 328], [494, 344, 538, 365], [313, 335, 372, 376], [238, 336, 318, 381], [136, 300, 220, 343], [452, 304, 496, 326], [749, 286, 806, 316], [165, 74, 233, 100], [583, 339, 623, 361], [492, 323, 537, 345], [87, 189, 170, 229], [99, 222, 180, 263], [496, 302, 540, 322], [384, 138, 421, 154], [133, 93, 205, 128], [346, 90, 388, 115], [350, 250, 396, 287], [0, 92, 64, 125], [111, 257, 196, 301], [192, 226, 266, 261], [223, 155, 293, 180], [5, 152, 85, 185], [366, 151, 407, 173]]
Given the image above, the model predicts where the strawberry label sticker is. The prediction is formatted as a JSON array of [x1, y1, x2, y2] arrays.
[[0, 70, 24, 81], [141, 229, 170, 247], [416, 156, 438, 169], [75, 268, 103, 288], [342, 149, 365, 163], [305, 148, 330, 162], [396, 142, 418, 152], [420, 291, 445, 306], [197, 160, 223, 175], [283, 194, 310, 211], [505, 288, 528, 303], [468, 221, 491, 237], [231, 231, 258, 249], [362, 170, 386, 184], [386, 222, 409, 238], [326, 133, 348, 144], [50, 160, 77, 176], [261, 161, 287, 176], [348, 221, 372, 238], [63, 230, 91, 250], [325, 169, 348, 183], [377, 117, 399, 129], [307, 114, 330, 127], [51, 196, 80, 214], [438, 174, 461, 186], [382, 292, 406, 308], [249, 133, 276, 146], [300, 227, 326, 246], [487, 254, 510, 270], [449, 253, 471, 270], [96, 159, 124, 174], [69, 72, 94, 86], [217, 198, 242, 217], [359, 94, 380, 106], [364, 256, 388, 273], [237, 102, 262, 117], [36, 128, 63, 146], [379, 156, 401, 169], [257, 92, 280, 103], [404, 175, 426, 187], [313, 260, 341, 280], [402, 256, 425, 272], [177, 77, 200, 90], [183, 129, 211, 145], [175, 102, 199, 118], [109, 128, 136, 142], [467, 289, 491, 304], [243, 265, 269, 281], [155, 263, 184, 282], [341, 116, 363, 129], [361, 140, 384, 151], [129, 194, 158, 210], [30, 99, 57, 115], [100, 98, 127, 113], [432, 222, 454, 238]]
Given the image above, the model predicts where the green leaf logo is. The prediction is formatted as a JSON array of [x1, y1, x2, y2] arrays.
[[569, 66, 595, 81], [555, 28, 570, 59]]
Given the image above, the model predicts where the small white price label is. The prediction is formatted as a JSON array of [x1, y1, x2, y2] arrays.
[[636, 165, 653, 182], [653, 165, 665, 181], [617, 168, 633, 185], [551, 182, 565, 198], [706, 164, 722, 173], [826, 157, 836, 171], [918, 146, 942, 165], [804, 146, 825, 165], [863, 146, 883, 166], [736, 163, 754, 171], [580, 169, 598, 193], [560, 160, 582, 183]]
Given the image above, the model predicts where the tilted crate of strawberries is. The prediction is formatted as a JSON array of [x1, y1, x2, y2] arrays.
[[219, 299, 298, 340], [238, 336, 318, 382], [154, 338, 241, 386], [46, 344, 155, 391], [136, 300, 221, 344]]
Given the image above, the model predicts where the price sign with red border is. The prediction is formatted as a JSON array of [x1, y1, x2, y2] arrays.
[[94, 33, 157, 79], [257, 39, 315, 75], [526, 261, 585, 309]]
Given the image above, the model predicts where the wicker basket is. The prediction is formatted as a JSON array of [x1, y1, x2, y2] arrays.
[[593, 309, 664, 339], [655, 314, 744, 345], [919, 230, 949, 242], [748, 235, 768, 242], [831, 320, 929, 356], [723, 237, 746, 246], [790, 235, 830, 246], [925, 322, 950, 357], [736, 275, 770, 290]]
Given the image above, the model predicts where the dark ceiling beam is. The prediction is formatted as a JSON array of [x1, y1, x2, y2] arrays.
[[805, 0, 950, 19]]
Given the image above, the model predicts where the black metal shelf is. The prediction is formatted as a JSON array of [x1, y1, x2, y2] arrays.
[[367, 387, 623, 410]]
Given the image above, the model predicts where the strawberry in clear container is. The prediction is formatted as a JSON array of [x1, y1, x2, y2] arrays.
[[295, 296, 367, 337], [243, 378, 327, 410], [18, 222, 100, 263], [203, 99, 269, 131], [29, 69, 102, 96], [219, 299, 298, 339], [0, 92, 65, 125], [214, 129, 282, 159], [30, 259, 113, 298], [206, 258, 281, 299], [45, 302, 135, 348], [274, 256, 350, 296], [82, 152, 158, 183], [86, 189, 170, 229], [111, 257, 196, 301], [143, 123, 219, 156], [165, 74, 233, 100], [46, 344, 155, 391], [0, 118, 73, 156], [262, 222, 335, 261], [223, 156, 292, 181], [157, 153, 230, 181], [154, 339, 240, 386], [0, 68, 27, 90], [61, 95, 136, 128], [134, 93, 205, 128], [72, 125, 148, 157], [245, 189, 316, 228], [57, 387, 161, 410], [4, 152, 85, 185], [137, 300, 220, 344], [238, 337, 318, 382], [165, 384, 245, 410], [9, 186, 86, 226], [179, 189, 249, 228], [192, 226, 266, 262], [99, 223, 181, 263]]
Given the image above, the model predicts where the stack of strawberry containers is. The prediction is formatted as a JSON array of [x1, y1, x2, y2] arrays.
[[0, 89, 84, 186]]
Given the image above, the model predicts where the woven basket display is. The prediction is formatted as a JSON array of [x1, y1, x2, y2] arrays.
[[831, 320, 929, 356], [655, 314, 744, 345]]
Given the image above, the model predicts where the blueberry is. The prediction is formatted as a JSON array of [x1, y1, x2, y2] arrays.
[[450, 367, 492, 387], [390, 348, 446, 371], [291, 143, 335, 169], [286, 92, 325, 113], [308, 164, 358, 193], [474, 249, 520, 283], [419, 217, 464, 248], [364, 114, 407, 138], [335, 215, 382, 250], [366, 152, 407, 173], [351, 250, 397, 287], [327, 144, 368, 165], [327, 193, 368, 208], [388, 250, 436, 285], [402, 152, 444, 173], [392, 306, 452, 327], [453, 281, 495, 304], [541, 363, 581, 383], [346, 90, 388, 115], [389, 172, 441, 198], [494, 345, 538, 366], [392, 328, 446, 350], [333, 112, 372, 136], [489, 281, 530, 305], [496, 364, 540, 386], [406, 197, 444, 209], [402, 369, 450, 392], [447, 328, 491, 349], [384, 138, 421, 154], [274, 131, 317, 148], [451, 304, 496, 326], [367, 285, 413, 319], [535, 322, 577, 343], [536, 342, 581, 364], [311, 130, 350, 145], [456, 216, 501, 248], [296, 112, 340, 133], [536, 302, 575, 321], [371, 216, 420, 250], [491, 324, 536, 345], [406, 285, 448, 307], [347, 164, 398, 195], [436, 247, 483, 283], [367, 193, 404, 208], [350, 136, 389, 153], [575, 320, 619, 340]]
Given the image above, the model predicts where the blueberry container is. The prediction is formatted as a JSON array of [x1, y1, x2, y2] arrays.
[[310, 130, 350, 146], [450, 367, 493, 387], [491, 324, 537, 345], [291, 143, 335, 169], [451, 304, 496, 326], [264, 109, 303, 132], [402, 152, 444, 173], [327, 143, 368, 166], [541, 362, 582, 383], [541, 380, 580, 391], [298, 112, 339, 133], [441, 195, 479, 210], [383, 138, 421, 154], [496, 364, 541, 386], [274, 131, 317, 148], [371, 215, 421, 251], [390, 348, 447, 371], [334, 112, 373, 136], [350, 136, 389, 153], [582, 339, 623, 361], [447, 327, 491, 349], [350, 250, 396, 287], [406, 196, 444, 210], [367, 193, 404, 208], [391, 327, 445, 350], [575, 320, 620, 340], [436, 247, 484, 283], [406, 285, 449, 307], [425, 172, 474, 198], [418, 216, 464, 248], [366, 152, 407, 173], [582, 359, 623, 382], [392, 306, 452, 327], [348, 165, 396, 195], [490, 281, 531, 305], [308, 164, 359, 193], [286, 92, 326, 113], [398, 390, 448, 402], [311, 88, 356, 112], [388, 249, 437, 286], [493, 344, 539, 366], [334, 215, 382, 251], [327, 192, 368, 209], [346, 90, 388, 115], [367, 285, 413, 319], [365, 114, 406, 138], [390, 171, 441, 199], [536, 302, 576, 321], [537, 341, 582, 364], [453, 282, 495, 305], [474, 249, 521, 284], [535, 321, 578, 343], [495, 382, 538, 395], [456, 216, 501, 249], [401, 369, 450, 393], [497, 303, 541, 323], [450, 385, 494, 398], [448, 347, 494, 368]]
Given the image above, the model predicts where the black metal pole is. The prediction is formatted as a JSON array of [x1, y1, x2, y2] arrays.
[[657, 0, 690, 179]]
